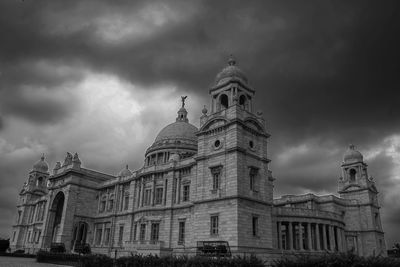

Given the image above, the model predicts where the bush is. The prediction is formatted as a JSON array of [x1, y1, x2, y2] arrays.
[[272, 252, 400, 267], [36, 250, 82, 266], [0, 239, 10, 253], [80, 254, 113, 267], [50, 242, 66, 253]]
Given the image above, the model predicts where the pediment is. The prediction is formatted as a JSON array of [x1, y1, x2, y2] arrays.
[[244, 118, 265, 132], [200, 117, 228, 131]]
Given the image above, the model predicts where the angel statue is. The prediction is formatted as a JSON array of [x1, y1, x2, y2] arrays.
[[181, 96, 187, 108]]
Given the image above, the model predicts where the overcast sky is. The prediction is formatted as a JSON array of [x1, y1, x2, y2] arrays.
[[0, 0, 399, 247]]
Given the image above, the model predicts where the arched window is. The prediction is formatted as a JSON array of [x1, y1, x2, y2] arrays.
[[220, 94, 229, 109], [349, 169, 356, 183], [239, 95, 247, 109], [37, 177, 43, 187]]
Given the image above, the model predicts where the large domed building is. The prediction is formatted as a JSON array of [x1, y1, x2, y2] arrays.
[[10, 57, 386, 262]]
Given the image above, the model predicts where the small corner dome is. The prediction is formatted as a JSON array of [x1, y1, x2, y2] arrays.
[[215, 55, 248, 86], [343, 144, 363, 163], [33, 154, 49, 172], [118, 165, 132, 177]]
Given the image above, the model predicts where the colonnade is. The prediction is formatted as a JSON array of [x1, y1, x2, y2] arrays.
[[277, 221, 345, 252]]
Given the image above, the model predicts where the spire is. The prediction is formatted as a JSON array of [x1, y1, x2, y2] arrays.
[[176, 96, 189, 122], [228, 54, 236, 66], [41, 153, 45, 161]]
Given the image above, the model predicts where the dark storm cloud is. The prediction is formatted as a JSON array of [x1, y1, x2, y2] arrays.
[[1, 0, 398, 146]]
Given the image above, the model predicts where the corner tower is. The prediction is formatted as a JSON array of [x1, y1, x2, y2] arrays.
[[194, 56, 274, 252], [339, 145, 386, 256]]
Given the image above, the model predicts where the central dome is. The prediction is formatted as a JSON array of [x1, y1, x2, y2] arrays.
[[155, 121, 197, 143], [215, 56, 248, 86], [145, 97, 198, 162]]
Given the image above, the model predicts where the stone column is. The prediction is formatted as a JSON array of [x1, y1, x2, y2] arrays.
[[315, 223, 321, 250], [288, 222, 293, 250], [163, 178, 168, 205], [151, 174, 156, 206], [322, 224, 328, 251], [299, 222, 304, 250], [336, 227, 342, 251], [307, 222, 312, 250], [277, 222, 282, 249], [329, 225, 335, 251], [341, 229, 346, 252]]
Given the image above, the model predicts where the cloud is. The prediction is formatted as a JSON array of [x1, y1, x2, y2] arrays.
[[0, 0, 400, 247]]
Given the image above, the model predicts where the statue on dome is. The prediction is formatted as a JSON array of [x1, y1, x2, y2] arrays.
[[181, 96, 187, 108]]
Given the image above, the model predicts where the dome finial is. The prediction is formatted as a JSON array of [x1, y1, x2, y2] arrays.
[[176, 96, 189, 122], [41, 153, 45, 161], [349, 144, 355, 150], [228, 54, 236, 66]]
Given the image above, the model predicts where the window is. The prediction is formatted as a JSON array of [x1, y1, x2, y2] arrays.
[[104, 228, 110, 245], [36, 231, 41, 243], [210, 215, 219, 236], [139, 224, 146, 241], [155, 188, 163, 205], [249, 167, 259, 191], [107, 198, 114, 211], [17, 211, 21, 224], [220, 94, 229, 109], [99, 199, 106, 213], [124, 194, 129, 210], [183, 185, 190, 202], [27, 231, 31, 243], [210, 166, 222, 191], [213, 173, 220, 190], [151, 223, 160, 242], [144, 189, 151, 206], [95, 227, 102, 245], [239, 95, 246, 107], [12, 231, 16, 242], [133, 224, 137, 240], [349, 169, 356, 183], [118, 225, 124, 244], [252, 216, 259, 236], [178, 221, 185, 244]]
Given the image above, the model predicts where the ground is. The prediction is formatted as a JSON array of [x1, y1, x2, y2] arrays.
[[0, 256, 71, 267]]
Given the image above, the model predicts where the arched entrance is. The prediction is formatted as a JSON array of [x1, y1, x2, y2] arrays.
[[71, 222, 88, 251], [50, 192, 65, 243]]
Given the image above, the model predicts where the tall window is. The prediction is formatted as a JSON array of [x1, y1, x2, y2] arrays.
[[349, 169, 356, 183], [144, 189, 151, 206], [183, 185, 190, 202], [151, 223, 160, 242], [155, 188, 163, 205], [252, 216, 259, 236], [139, 224, 146, 241], [104, 228, 110, 245], [118, 225, 124, 244], [12, 231, 16, 242], [95, 227, 102, 245], [107, 198, 114, 211], [210, 215, 219, 236], [17, 210, 21, 224], [210, 166, 222, 191], [36, 231, 41, 243], [124, 194, 129, 210], [213, 173, 220, 190], [133, 224, 137, 240], [99, 198, 106, 213], [249, 167, 258, 191], [178, 221, 185, 244]]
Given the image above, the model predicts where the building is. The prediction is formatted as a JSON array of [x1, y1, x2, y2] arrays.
[[9, 56, 386, 258]]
